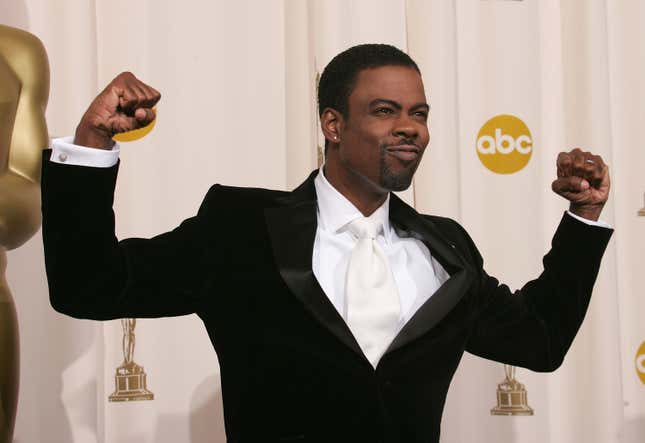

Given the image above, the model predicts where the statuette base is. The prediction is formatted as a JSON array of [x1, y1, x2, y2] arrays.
[[108, 362, 154, 402], [491, 381, 533, 416]]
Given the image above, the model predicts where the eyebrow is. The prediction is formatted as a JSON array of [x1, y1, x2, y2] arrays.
[[368, 98, 430, 111]]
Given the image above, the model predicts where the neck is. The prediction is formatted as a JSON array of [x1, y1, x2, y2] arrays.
[[322, 163, 388, 217]]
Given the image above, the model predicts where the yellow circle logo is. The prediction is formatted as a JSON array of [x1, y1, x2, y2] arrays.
[[476, 114, 533, 174], [636, 341, 645, 384], [113, 108, 157, 142]]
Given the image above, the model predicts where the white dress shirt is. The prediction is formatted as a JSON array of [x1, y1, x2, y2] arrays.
[[51, 136, 121, 167], [312, 167, 450, 334]]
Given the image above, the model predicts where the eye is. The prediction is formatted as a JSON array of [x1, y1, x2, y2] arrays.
[[414, 110, 429, 119], [375, 107, 394, 115]]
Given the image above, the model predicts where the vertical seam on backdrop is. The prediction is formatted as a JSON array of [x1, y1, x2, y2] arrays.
[[306, 0, 316, 172], [403, 0, 418, 209], [283, 0, 290, 188], [89, 3, 105, 439], [452, 0, 463, 221], [307, 0, 317, 173], [602, 0, 626, 408], [90, 0, 99, 95], [403, 0, 410, 62]]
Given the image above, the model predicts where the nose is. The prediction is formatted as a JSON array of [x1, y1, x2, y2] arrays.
[[392, 115, 419, 140]]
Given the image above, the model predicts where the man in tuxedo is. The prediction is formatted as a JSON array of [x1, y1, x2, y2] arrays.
[[42, 44, 612, 442]]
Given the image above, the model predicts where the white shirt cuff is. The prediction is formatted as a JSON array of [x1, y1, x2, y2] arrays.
[[566, 210, 612, 229], [50, 136, 120, 168]]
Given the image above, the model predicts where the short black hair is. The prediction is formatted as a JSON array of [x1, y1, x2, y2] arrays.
[[317, 43, 420, 119]]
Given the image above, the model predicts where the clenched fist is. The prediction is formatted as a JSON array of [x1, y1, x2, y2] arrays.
[[74, 72, 161, 150], [552, 148, 610, 221]]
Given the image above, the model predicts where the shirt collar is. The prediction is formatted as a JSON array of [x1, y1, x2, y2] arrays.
[[314, 167, 392, 243]]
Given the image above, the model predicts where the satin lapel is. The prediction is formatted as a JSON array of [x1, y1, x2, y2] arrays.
[[264, 171, 365, 359], [385, 194, 474, 355]]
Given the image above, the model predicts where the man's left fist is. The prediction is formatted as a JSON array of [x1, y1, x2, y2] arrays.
[[552, 148, 610, 221]]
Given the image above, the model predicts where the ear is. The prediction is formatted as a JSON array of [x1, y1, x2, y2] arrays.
[[320, 108, 344, 144]]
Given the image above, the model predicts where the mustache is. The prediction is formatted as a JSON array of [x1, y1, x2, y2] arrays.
[[380, 139, 421, 149]]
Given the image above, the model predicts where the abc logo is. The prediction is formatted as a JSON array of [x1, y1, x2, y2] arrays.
[[636, 341, 645, 384], [476, 114, 533, 174]]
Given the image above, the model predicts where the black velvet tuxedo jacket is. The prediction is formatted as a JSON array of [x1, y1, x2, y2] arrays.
[[41, 152, 612, 443]]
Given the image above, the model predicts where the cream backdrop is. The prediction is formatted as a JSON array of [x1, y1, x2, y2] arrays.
[[1, 0, 644, 442]]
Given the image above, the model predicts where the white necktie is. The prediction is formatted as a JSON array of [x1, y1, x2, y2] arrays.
[[345, 217, 401, 367]]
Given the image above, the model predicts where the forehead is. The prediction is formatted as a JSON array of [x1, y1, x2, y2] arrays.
[[349, 65, 426, 105]]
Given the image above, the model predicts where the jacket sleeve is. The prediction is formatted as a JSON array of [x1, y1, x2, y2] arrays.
[[41, 150, 218, 320], [463, 213, 613, 372]]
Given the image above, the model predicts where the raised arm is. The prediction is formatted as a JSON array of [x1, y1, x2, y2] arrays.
[[41, 72, 214, 320], [466, 148, 612, 371]]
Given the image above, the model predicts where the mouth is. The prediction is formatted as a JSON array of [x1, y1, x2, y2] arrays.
[[385, 144, 420, 162]]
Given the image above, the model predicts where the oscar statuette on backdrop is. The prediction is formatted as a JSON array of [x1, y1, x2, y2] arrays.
[[0, 25, 49, 443], [638, 192, 645, 216], [491, 364, 534, 416], [108, 319, 154, 402]]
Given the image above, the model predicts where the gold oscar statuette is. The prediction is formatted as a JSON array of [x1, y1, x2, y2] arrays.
[[108, 319, 154, 402], [0, 25, 50, 443], [638, 192, 645, 216], [491, 364, 534, 416]]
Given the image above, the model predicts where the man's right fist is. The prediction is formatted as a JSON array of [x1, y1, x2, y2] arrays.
[[74, 72, 161, 150]]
